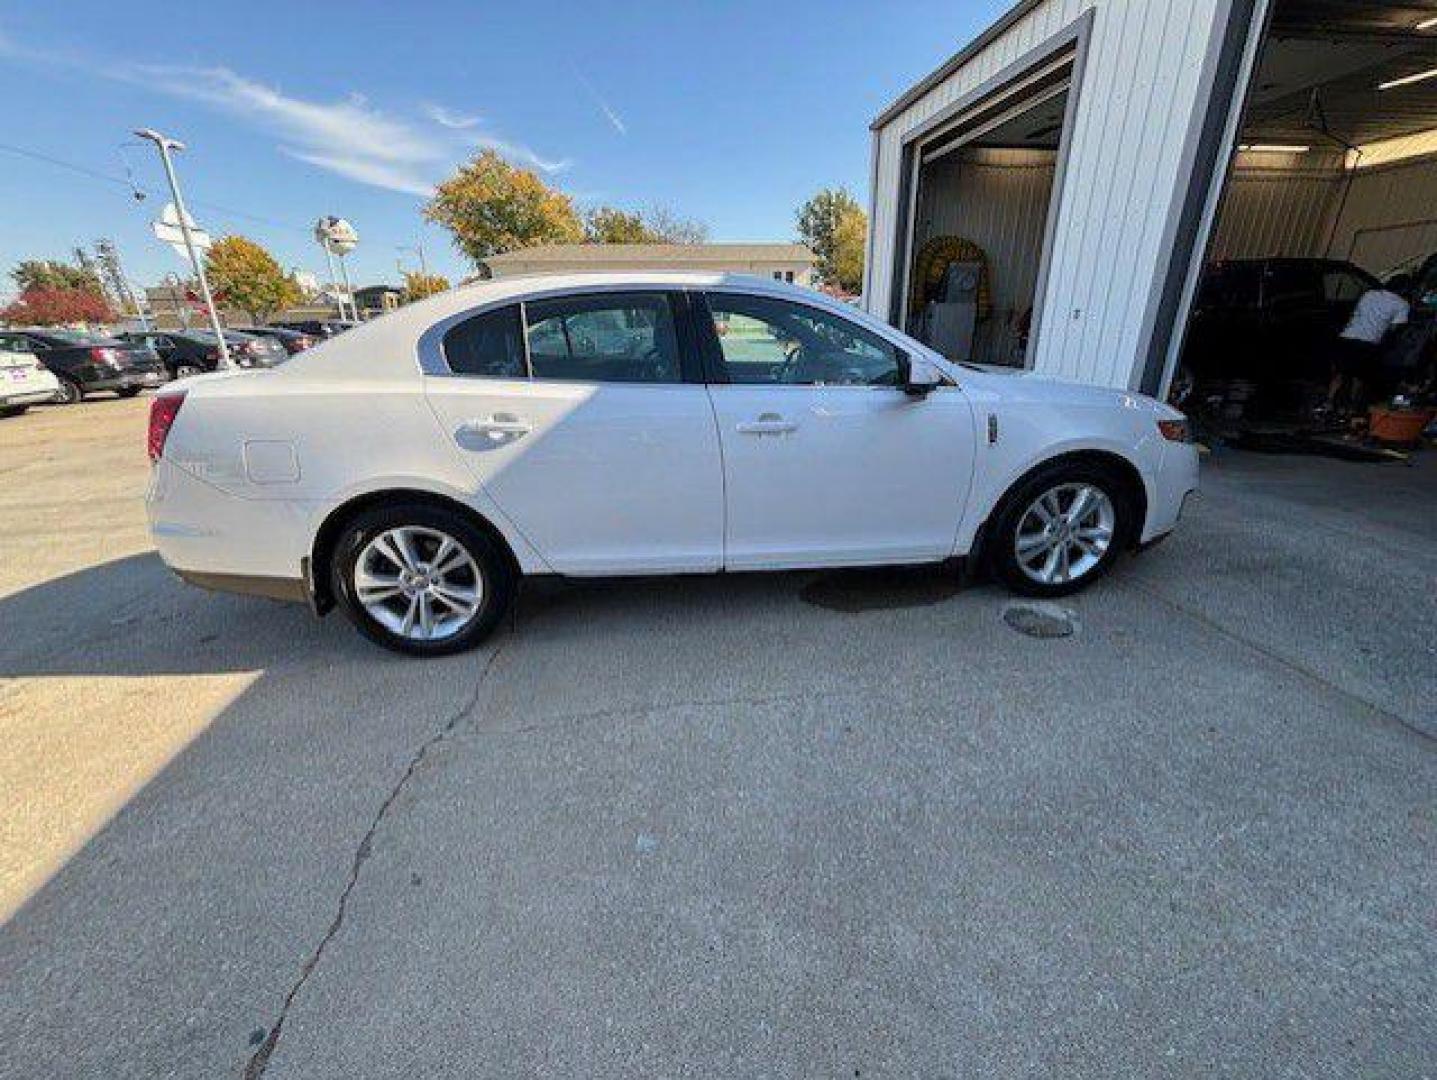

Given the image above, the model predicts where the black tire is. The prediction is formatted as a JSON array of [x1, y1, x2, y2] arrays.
[[330, 502, 514, 656], [52, 377, 83, 405], [0, 405, 26, 418], [116, 387, 143, 398], [987, 459, 1137, 598]]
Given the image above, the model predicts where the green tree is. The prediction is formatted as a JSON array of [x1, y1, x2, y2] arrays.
[[402, 271, 451, 303], [424, 150, 583, 265], [11, 258, 104, 297], [204, 236, 301, 323], [583, 205, 709, 245], [795, 187, 865, 289], [583, 207, 653, 244], [829, 205, 867, 295]]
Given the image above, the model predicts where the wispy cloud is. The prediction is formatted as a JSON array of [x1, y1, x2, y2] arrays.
[[108, 64, 570, 193], [0, 25, 571, 198], [575, 71, 627, 136], [423, 103, 482, 130]]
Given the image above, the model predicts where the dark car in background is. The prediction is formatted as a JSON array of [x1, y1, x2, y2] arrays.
[[231, 325, 315, 356], [9, 329, 169, 404], [1178, 257, 1379, 418], [271, 319, 356, 339], [117, 329, 287, 378]]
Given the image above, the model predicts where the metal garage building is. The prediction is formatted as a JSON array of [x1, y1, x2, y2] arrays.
[[865, 0, 1437, 405]]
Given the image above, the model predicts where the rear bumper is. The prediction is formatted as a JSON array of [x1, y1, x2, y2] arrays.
[[174, 568, 308, 603], [1, 385, 58, 407], [87, 369, 169, 392], [147, 458, 316, 583]]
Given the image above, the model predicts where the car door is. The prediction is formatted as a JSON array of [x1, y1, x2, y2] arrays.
[[698, 290, 976, 569], [423, 290, 724, 575]]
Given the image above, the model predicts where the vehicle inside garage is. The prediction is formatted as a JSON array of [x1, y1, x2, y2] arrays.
[[1174, 0, 1437, 451]]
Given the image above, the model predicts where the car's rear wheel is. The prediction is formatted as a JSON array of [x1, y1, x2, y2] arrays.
[[988, 461, 1136, 597], [52, 377, 82, 405], [116, 387, 142, 398], [330, 503, 514, 656], [0, 405, 27, 418]]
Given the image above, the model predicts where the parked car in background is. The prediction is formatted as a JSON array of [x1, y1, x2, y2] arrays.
[[0, 332, 61, 416], [1177, 257, 1379, 417], [271, 319, 356, 339], [117, 329, 287, 377], [9, 329, 168, 404], [232, 326, 315, 356], [147, 272, 1198, 656]]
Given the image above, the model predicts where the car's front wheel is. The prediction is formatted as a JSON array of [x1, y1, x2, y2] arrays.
[[988, 461, 1136, 597], [330, 503, 514, 656]]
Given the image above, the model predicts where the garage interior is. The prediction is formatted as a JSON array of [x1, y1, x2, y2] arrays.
[[903, 52, 1073, 368], [1175, 0, 1437, 451]]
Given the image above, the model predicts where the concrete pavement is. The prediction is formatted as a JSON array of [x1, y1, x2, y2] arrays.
[[1, 399, 1433, 1078]]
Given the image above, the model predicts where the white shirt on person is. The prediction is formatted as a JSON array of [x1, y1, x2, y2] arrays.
[[1340, 289, 1409, 345]]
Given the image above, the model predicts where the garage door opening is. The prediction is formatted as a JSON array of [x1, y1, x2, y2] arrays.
[[1174, 0, 1437, 442], [898, 46, 1079, 369]]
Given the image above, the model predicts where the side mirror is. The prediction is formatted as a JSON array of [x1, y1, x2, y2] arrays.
[[902, 353, 943, 397]]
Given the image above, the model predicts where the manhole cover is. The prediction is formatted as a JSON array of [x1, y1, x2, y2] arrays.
[[1002, 601, 1078, 639]]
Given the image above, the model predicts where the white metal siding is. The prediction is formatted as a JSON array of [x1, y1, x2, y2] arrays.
[[868, 0, 1228, 390], [1329, 156, 1437, 272], [1207, 156, 1347, 261]]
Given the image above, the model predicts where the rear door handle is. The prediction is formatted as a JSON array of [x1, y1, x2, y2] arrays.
[[736, 412, 797, 436]]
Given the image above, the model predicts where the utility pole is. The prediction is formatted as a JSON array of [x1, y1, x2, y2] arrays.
[[398, 243, 428, 277], [134, 129, 231, 368], [95, 238, 149, 330]]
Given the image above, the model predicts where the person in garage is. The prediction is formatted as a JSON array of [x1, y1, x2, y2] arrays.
[[1327, 274, 1412, 414]]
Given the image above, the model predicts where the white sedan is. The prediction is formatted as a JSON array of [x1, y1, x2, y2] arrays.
[[146, 273, 1198, 655]]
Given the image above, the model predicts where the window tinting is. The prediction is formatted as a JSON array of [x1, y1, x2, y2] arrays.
[[443, 304, 526, 378], [706, 293, 904, 387], [524, 293, 681, 383]]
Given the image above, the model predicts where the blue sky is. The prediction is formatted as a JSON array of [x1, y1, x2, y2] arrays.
[[0, 0, 1009, 292]]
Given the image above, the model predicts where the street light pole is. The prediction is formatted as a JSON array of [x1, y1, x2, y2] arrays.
[[134, 129, 231, 368]]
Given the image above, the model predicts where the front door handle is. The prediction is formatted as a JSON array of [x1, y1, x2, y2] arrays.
[[736, 412, 797, 436], [460, 413, 532, 440]]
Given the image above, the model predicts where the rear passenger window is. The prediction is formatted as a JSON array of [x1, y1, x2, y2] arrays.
[[524, 293, 681, 383], [443, 304, 526, 378]]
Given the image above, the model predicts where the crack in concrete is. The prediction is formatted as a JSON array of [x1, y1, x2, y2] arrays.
[[1120, 579, 1435, 747], [241, 638, 508, 1078]]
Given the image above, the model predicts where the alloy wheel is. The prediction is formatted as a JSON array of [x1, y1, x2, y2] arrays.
[[353, 526, 484, 642], [1013, 482, 1116, 585]]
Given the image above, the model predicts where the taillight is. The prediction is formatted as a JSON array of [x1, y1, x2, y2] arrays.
[[296, 336, 314, 350], [90, 346, 120, 367], [148, 392, 185, 463]]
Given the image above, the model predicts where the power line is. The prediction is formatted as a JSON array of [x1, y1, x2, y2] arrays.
[[0, 140, 310, 235]]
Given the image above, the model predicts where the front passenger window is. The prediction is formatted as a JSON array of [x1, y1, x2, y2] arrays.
[[706, 293, 904, 387]]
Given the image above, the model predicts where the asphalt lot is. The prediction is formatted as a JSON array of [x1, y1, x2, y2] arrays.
[[1, 397, 1433, 1078]]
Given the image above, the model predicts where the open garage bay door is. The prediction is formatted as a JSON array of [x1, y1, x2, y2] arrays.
[[897, 45, 1079, 369], [1172, 0, 1437, 431]]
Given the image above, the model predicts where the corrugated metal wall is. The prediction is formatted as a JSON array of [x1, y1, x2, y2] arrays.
[[1330, 156, 1437, 272], [914, 148, 1057, 365], [1207, 153, 1345, 261], [867, 0, 1228, 389]]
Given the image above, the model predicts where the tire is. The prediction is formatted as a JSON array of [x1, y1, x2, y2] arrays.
[[0, 405, 26, 418], [330, 502, 514, 656], [116, 387, 143, 398], [988, 460, 1137, 598], [52, 377, 83, 405]]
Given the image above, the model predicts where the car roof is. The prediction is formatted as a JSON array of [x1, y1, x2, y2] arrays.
[[280, 272, 897, 383]]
